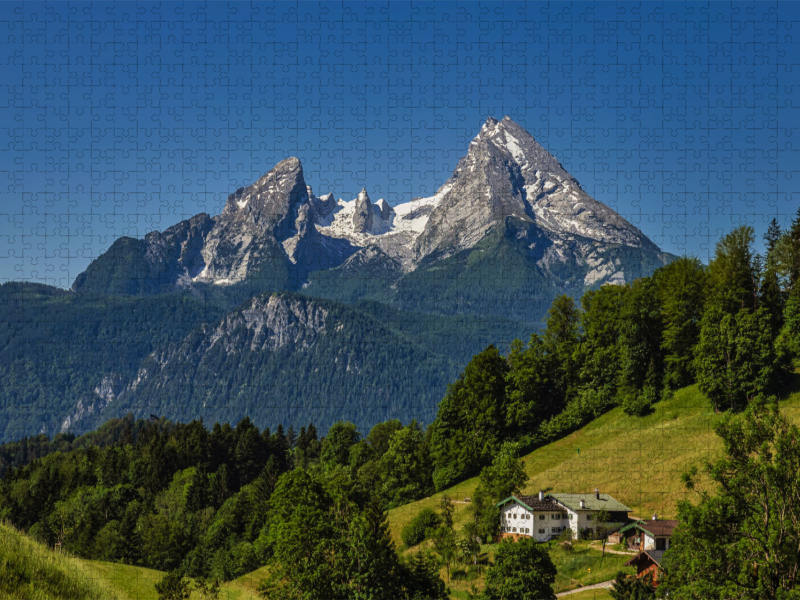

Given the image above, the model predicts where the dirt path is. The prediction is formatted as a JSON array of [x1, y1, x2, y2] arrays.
[[586, 541, 638, 556], [556, 580, 615, 596]]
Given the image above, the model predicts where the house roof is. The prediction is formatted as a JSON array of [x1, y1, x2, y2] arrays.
[[620, 520, 679, 537], [496, 495, 566, 512], [625, 550, 664, 568], [548, 493, 632, 513]]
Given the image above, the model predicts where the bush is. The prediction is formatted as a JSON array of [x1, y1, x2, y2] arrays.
[[621, 385, 657, 417], [608, 570, 655, 599], [401, 507, 441, 548], [155, 569, 191, 600]]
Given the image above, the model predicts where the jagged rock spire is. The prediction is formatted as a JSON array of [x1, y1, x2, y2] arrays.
[[352, 188, 373, 233]]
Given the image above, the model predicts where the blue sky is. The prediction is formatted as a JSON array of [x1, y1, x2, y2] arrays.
[[1, 1, 798, 288]]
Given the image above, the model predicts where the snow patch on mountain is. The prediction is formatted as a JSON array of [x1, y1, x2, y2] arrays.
[[314, 184, 451, 251]]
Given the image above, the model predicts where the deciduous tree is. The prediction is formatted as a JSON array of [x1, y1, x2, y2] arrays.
[[482, 537, 557, 600], [660, 397, 800, 599]]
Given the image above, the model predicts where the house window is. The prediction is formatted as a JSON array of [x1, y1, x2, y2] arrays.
[[539, 528, 545, 534], [586, 515, 593, 521], [539, 515, 545, 520], [512, 527, 517, 533], [551, 527, 557, 533], [569, 514, 574, 520]]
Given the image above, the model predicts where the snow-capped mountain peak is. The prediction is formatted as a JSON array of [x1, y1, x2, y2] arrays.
[[73, 117, 671, 294]]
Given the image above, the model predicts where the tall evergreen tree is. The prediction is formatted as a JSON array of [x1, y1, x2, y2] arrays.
[[428, 345, 510, 490], [706, 226, 758, 313], [765, 217, 782, 255], [505, 334, 553, 434], [574, 285, 627, 394], [618, 278, 664, 415], [542, 295, 582, 403], [654, 257, 707, 389]]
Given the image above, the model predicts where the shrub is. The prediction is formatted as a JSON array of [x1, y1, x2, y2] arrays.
[[155, 569, 191, 600], [401, 507, 441, 548], [621, 385, 657, 417]]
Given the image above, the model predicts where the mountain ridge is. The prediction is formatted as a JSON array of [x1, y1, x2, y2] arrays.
[[71, 116, 674, 300]]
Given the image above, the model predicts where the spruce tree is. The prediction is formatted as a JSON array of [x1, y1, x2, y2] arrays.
[[542, 295, 581, 405], [765, 217, 782, 254]]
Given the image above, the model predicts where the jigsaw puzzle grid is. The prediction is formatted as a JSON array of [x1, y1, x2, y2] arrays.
[[3, 1, 798, 289], [1, 0, 799, 554]]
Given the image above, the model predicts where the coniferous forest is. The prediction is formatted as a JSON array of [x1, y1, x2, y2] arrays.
[[3, 219, 800, 599]]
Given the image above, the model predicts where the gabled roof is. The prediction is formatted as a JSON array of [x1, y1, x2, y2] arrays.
[[625, 550, 664, 568], [620, 520, 679, 537], [496, 494, 566, 512], [548, 493, 632, 513]]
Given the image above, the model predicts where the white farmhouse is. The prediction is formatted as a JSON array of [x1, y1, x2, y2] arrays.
[[497, 489, 631, 541], [497, 490, 569, 542]]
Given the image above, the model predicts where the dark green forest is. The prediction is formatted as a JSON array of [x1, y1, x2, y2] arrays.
[[3, 216, 800, 599], [0, 282, 532, 444]]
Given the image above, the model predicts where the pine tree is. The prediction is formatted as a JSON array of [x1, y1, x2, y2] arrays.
[[654, 257, 706, 389], [788, 207, 800, 290], [542, 295, 581, 403], [706, 226, 758, 313], [765, 217, 782, 255], [186, 466, 209, 512]]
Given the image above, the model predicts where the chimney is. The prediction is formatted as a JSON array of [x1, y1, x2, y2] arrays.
[[539, 490, 544, 501], [580, 499, 586, 509], [652, 513, 658, 521], [595, 488, 600, 500]]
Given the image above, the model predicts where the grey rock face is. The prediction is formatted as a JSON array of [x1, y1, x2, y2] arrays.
[[194, 157, 311, 284], [208, 294, 328, 352], [314, 192, 337, 220], [415, 116, 656, 261], [352, 188, 374, 233]]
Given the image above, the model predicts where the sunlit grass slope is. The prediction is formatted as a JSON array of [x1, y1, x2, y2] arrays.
[[388, 383, 800, 543], [80, 560, 265, 600], [0, 520, 265, 600], [0, 521, 129, 600]]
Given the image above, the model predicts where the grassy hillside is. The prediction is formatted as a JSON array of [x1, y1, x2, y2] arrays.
[[0, 519, 268, 600], [388, 382, 800, 542], [0, 521, 129, 600]]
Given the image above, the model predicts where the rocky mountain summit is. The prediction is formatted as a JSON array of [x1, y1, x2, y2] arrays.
[[73, 117, 673, 317]]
